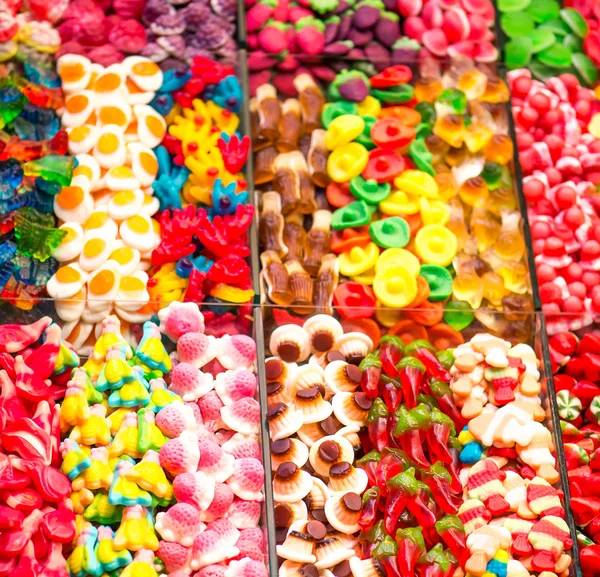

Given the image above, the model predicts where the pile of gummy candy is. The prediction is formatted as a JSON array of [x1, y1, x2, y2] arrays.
[[5, 0, 600, 574]]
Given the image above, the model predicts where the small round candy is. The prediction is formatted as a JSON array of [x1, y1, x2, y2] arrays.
[[419, 264, 453, 302], [373, 264, 418, 309], [414, 225, 457, 267]]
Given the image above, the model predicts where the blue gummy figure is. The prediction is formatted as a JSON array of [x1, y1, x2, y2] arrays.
[[150, 92, 174, 117], [14, 254, 58, 285], [191, 255, 214, 273], [24, 61, 61, 89], [0, 160, 24, 199], [14, 104, 60, 141], [212, 76, 242, 113], [158, 69, 192, 94], [459, 441, 483, 464], [211, 178, 248, 216], [152, 164, 190, 211], [154, 145, 172, 178], [486, 557, 508, 577], [0, 191, 33, 214], [0, 260, 12, 293], [175, 258, 193, 278], [14, 207, 67, 262], [0, 241, 17, 264]]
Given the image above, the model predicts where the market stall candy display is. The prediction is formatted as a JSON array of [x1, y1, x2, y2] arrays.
[[246, 0, 499, 94], [0, 317, 80, 576], [148, 57, 255, 317], [509, 69, 600, 335], [0, 64, 74, 309], [451, 333, 573, 577], [545, 331, 600, 577], [59, 301, 268, 577], [499, 1, 598, 87], [265, 316, 469, 577], [257, 63, 533, 342]]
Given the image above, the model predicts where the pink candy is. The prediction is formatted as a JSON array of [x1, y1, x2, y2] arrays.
[[509, 69, 600, 334]]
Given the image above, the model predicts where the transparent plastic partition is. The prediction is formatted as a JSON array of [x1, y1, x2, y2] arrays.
[[259, 304, 578, 577]]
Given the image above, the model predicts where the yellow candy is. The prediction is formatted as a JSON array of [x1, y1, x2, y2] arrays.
[[463, 122, 494, 153], [590, 112, 600, 138], [206, 101, 239, 135], [107, 407, 131, 436], [375, 248, 420, 277], [120, 551, 160, 577], [375, 303, 403, 328], [458, 430, 476, 444], [209, 283, 254, 303], [113, 506, 159, 552], [414, 224, 457, 266], [379, 190, 420, 215], [126, 452, 172, 500], [60, 380, 91, 430], [338, 243, 380, 277], [109, 412, 141, 459], [327, 142, 369, 183], [70, 488, 94, 515], [352, 267, 376, 286], [73, 447, 113, 492], [325, 114, 365, 150], [420, 197, 449, 226], [70, 404, 112, 447], [394, 170, 438, 199], [358, 95, 381, 117], [373, 264, 418, 308]]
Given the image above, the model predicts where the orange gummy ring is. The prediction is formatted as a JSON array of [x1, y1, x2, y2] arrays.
[[406, 276, 430, 308], [388, 319, 428, 344], [427, 323, 464, 350], [378, 106, 421, 127], [403, 301, 444, 326], [341, 318, 381, 349], [326, 181, 355, 208]]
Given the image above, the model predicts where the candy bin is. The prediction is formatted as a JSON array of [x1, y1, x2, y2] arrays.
[[57, 301, 271, 577], [258, 307, 575, 577], [498, 1, 598, 87], [246, 0, 500, 93], [0, 316, 81, 576], [44, 54, 256, 354], [255, 60, 535, 344]]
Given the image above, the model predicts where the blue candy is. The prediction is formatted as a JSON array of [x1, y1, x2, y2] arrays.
[[211, 178, 248, 216], [459, 441, 483, 464], [158, 69, 192, 94], [212, 76, 242, 113], [152, 165, 190, 211]]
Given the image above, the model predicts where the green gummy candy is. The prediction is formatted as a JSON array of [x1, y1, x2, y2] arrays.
[[539, 17, 571, 36], [528, 58, 558, 81], [419, 265, 453, 302], [501, 12, 535, 38], [560, 8, 589, 38], [369, 217, 410, 249], [498, 0, 530, 12], [572, 52, 599, 87], [529, 29, 556, 53], [564, 34, 583, 53], [525, 0, 560, 23], [443, 301, 474, 331], [537, 43, 572, 68], [505, 37, 533, 69]]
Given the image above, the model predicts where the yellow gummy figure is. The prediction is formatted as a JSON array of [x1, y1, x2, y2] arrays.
[[120, 550, 160, 577], [73, 447, 113, 492], [87, 316, 131, 367], [107, 407, 131, 436], [60, 439, 91, 480], [110, 461, 153, 507], [126, 450, 172, 500], [146, 378, 181, 412], [137, 409, 166, 454], [70, 404, 112, 447], [70, 489, 94, 515], [206, 100, 239, 135], [109, 412, 141, 460], [113, 506, 159, 552], [96, 345, 136, 391], [60, 372, 91, 431], [95, 526, 132, 573]]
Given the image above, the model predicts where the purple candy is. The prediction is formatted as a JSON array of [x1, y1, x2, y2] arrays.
[[364, 42, 390, 70], [140, 40, 169, 60], [382, 0, 396, 10], [323, 39, 353, 55], [352, 5, 380, 30], [347, 26, 373, 46], [142, 0, 175, 26], [338, 77, 369, 102], [336, 12, 352, 41], [332, 0, 351, 15], [324, 18, 339, 44], [374, 14, 400, 47], [157, 33, 186, 56], [210, 0, 236, 19], [150, 12, 186, 35]]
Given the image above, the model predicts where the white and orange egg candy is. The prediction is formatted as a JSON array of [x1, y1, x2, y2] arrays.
[[79, 236, 116, 272], [54, 175, 94, 224], [119, 214, 157, 252], [83, 210, 119, 241], [123, 56, 163, 93], [83, 302, 114, 324], [93, 125, 127, 168], [140, 189, 160, 217], [86, 260, 122, 311], [47, 264, 88, 299], [97, 96, 132, 130], [62, 90, 96, 128], [133, 104, 166, 148], [67, 124, 99, 156], [55, 285, 87, 323], [115, 302, 154, 324], [57, 54, 93, 94], [108, 189, 145, 221], [115, 270, 150, 311], [62, 320, 94, 354], [73, 154, 101, 189], [127, 142, 159, 187], [92, 64, 127, 98], [104, 166, 139, 191], [109, 242, 141, 276], [52, 223, 84, 262]]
